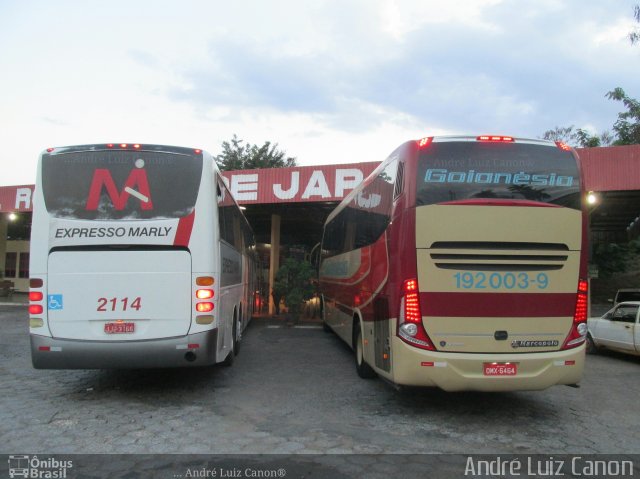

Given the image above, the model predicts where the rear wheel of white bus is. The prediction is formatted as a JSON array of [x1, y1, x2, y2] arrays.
[[223, 318, 237, 367]]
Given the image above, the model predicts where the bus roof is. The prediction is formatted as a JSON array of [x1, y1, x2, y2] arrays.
[[42, 143, 205, 156]]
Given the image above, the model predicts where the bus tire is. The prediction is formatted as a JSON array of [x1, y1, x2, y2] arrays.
[[222, 347, 234, 367], [223, 318, 237, 367], [354, 323, 376, 379], [320, 296, 331, 332], [233, 315, 241, 356]]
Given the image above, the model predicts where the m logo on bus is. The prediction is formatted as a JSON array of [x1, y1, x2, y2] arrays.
[[85, 165, 153, 211]]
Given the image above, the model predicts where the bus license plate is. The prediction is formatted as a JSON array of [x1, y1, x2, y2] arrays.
[[483, 363, 517, 376], [104, 322, 135, 334]]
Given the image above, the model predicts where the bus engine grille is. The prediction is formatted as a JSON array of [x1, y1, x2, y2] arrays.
[[429, 241, 569, 271]]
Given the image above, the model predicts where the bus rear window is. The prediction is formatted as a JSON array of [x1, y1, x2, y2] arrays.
[[416, 142, 581, 209], [42, 149, 203, 220]]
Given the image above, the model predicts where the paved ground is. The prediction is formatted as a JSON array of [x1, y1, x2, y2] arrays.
[[1, 304, 639, 459]]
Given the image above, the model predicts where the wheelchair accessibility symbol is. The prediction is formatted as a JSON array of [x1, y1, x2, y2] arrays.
[[48, 294, 63, 310]]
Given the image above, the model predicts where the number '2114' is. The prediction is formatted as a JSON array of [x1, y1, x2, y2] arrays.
[[97, 297, 142, 311]]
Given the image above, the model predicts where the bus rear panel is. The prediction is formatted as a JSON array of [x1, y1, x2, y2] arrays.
[[320, 136, 587, 391], [30, 144, 222, 369]]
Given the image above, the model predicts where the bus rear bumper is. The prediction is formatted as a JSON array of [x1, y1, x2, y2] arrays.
[[390, 337, 585, 392], [30, 329, 218, 369]]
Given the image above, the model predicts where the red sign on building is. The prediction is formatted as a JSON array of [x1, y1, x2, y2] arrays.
[[221, 162, 379, 204], [0, 185, 35, 213]]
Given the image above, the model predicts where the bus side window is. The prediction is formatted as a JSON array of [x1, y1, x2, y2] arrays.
[[322, 210, 347, 259], [394, 162, 404, 199], [231, 207, 244, 251], [378, 158, 398, 185], [351, 159, 397, 250]]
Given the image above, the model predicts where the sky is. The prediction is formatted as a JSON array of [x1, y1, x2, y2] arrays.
[[0, 0, 638, 186]]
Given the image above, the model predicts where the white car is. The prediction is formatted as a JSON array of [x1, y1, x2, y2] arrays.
[[587, 301, 640, 356]]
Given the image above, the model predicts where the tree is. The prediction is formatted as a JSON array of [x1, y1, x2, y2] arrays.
[[575, 128, 614, 148], [606, 88, 640, 145], [272, 258, 315, 318], [542, 125, 612, 148], [592, 239, 640, 280], [542, 126, 576, 144], [215, 134, 297, 171], [630, 5, 640, 44]]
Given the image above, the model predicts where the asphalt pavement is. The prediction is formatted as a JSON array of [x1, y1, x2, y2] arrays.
[[1, 303, 639, 477]]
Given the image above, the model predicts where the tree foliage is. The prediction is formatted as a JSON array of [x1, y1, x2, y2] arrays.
[[541, 125, 612, 148], [542, 87, 640, 148], [273, 258, 315, 316], [606, 88, 640, 145], [630, 5, 640, 44], [215, 134, 297, 171], [593, 240, 640, 279]]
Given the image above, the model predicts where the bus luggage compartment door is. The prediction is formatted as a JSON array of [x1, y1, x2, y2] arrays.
[[47, 250, 192, 340]]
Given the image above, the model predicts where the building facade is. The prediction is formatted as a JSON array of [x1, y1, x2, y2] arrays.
[[2, 145, 640, 302]]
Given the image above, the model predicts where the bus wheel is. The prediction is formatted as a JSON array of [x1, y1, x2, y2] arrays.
[[322, 321, 331, 333], [222, 347, 234, 366], [585, 334, 598, 355], [233, 317, 241, 356], [320, 297, 331, 332], [223, 320, 237, 367], [354, 324, 376, 379]]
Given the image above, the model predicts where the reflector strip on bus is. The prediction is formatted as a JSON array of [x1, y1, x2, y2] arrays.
[[176, 344, 200, 350], [554, 360, 576, 366], [421, 361, 447, 367]]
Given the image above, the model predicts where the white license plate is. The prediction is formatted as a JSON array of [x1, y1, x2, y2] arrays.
[[483, 363, 517, 376], [104, 322, 135, 334]]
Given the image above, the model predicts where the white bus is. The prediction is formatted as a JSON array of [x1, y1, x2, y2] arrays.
[[29, 143, 258, 369]]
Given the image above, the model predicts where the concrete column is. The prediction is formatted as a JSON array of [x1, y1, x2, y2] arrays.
[[268, 214, 281, 315], [0, 214, 7, 278]]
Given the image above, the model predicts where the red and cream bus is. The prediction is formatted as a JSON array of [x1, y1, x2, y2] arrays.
[[319, 135, 588, 391], [29, 143, 258, 369]]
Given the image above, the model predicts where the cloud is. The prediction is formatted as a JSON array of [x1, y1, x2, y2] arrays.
[[3, 0, 639, 187], [174, 39, 336, 113], [41, 117, 70, 127], [166, 1, 550, 135]]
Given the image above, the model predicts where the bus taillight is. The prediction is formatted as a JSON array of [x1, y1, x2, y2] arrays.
[[477, 135, 515, 142], [398, 278, 435, 351], [562, 279, 589, 350], [29, 291, 43, 302], [29, 278, 44, 328], [195, 277, 215, 315], [196, 276, 215, 286], [196, 302, 214, 313], [196, 289, 214, 300], [417, 137, 433, 148]]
